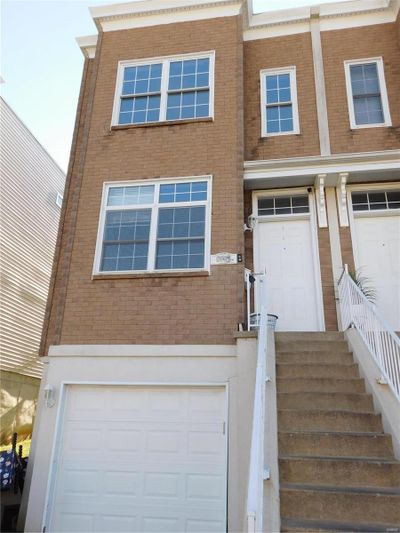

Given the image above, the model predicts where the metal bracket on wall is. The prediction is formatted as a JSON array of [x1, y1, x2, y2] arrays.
[[336, 172, 349, 227], [314, 174, 328, 228]]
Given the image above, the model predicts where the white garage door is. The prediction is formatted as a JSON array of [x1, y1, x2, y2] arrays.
[[47, 385, 227, 533], [258, 217, 323, 332], [353, 215, 400, 331]]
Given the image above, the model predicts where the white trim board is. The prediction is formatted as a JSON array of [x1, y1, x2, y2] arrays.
[[48, 344, 237, 357], [76, 0, 399, 47]]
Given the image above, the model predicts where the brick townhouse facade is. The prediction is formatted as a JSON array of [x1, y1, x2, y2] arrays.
[[23, 0, 400, 531]]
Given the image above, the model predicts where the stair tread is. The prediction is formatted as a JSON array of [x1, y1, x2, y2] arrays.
[[281, 517, 400, 532], [281, 482, 400, 496], [279, 454, 400, 464], [277, 362, 357, 366], [278, 408, 376, 415], [278, 392, 371, 397], [279, 430, 387, 437]]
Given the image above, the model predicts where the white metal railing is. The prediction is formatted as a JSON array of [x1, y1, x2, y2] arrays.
[[246, 275, 268, 533], [338, 265, 400, 403]]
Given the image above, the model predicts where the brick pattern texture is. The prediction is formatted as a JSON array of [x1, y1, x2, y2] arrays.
[[47, 17, 245, 349], [42, 12, 400, 353], [322, 22, 400, 154]]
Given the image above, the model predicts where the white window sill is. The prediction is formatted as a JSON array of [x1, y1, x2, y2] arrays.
[[350, 122, 392, 130], [92, 269, 211, 280], [111, 117, 213, 131]]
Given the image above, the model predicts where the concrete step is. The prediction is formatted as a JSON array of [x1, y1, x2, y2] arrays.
[[277, 351, 354, 364], [279, 431, 394, 458], [277, 363, 360, 379], [280, 484, 400, 525], [276, 340, 349, 352], [277, 377, 366, 393], [281, 517, 400, 532], [279, 456, 400, 488], [278, 409, 383, 433], [277, 392, 374, 412], [276, 332, 344, 342]]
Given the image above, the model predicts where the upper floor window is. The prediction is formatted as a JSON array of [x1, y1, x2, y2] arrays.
[[112, 52, 215, 126], [344, 58, 391, 129], [260, 66, 300, 137], [94, 177, 211, 275]]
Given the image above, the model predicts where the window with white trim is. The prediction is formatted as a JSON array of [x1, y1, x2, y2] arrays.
[[258, 194, 309, 216], [351, 190, 400, 212], [344, 58, 391, 128], [95, 178, 211, 274], [260, 67, 300, 136], [113, 52, 214, 126]]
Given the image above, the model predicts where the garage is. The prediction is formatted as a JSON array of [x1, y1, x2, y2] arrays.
[[350, 188, 400, 331], [45, 385, 227, 533], [255, 192, 324, 331]]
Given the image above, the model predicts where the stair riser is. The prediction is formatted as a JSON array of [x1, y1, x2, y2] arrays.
[[279, 433, 394, 458], [276, 332, 344, 342], [277, 352, 354, 364], [277, 378, 366, 393], [278, 411, 383, 433], [280, 489, 400, 524], [276, 341, 349, 352], [277, 393, 374, 411], [277, 365, 359, 379], [279, 458, 400, 488]]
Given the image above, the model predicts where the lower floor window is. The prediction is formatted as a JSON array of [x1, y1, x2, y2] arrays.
[[95, 178, 211, 274]]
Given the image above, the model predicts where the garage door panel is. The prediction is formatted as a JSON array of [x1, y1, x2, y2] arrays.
[[48, 385, 227, 532]]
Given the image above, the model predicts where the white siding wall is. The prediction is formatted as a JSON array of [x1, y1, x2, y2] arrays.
[[0, 98, 65, 377]]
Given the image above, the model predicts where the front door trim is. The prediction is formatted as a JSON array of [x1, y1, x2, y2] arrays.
[[252, 187, 325, 331]]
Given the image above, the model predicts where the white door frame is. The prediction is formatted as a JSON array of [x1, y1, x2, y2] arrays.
[[42, 381, 229, 533], [252, 187, 325, 331], [347, 182, 400, 272]]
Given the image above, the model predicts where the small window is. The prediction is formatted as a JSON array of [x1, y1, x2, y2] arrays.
[[56, 192, 63, 208], [352, 190, 400, 212], [258, 194, 309, 216], [95, 178, 211, 274], [113, 53, 214, 126], [260, 67, 299, 136], [344, 58, 391, 128]]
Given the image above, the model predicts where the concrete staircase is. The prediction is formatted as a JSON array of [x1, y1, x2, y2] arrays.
[[276, 332, 400, 532]]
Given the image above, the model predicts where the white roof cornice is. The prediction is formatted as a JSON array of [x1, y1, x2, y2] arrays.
[[76, 35, 98, 59], [91, 0, 244, 32]]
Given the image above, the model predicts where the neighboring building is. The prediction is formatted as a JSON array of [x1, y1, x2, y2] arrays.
[[0, 97, 65, 445], [24, 0, 399, 532]]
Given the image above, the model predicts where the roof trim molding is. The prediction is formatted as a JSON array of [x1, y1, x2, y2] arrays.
[[91, 0, 243, 32], [76, 35, 98, 59]]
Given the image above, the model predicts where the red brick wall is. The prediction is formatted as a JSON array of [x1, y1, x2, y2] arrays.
[[45, 16, 245, 350], [244, 33, 320, 161], [322, 22, 400, 154]]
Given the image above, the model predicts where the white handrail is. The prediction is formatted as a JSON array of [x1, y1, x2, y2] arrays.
[[246, 275, 268, 532], [338, 265, 400, 403]]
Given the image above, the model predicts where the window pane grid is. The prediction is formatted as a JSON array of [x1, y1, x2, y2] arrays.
[[118, 56, 212, 125], [99, 182, 209, 273], [349, 62, 384, 125], [258, 195, 309, 216], [352, 191, 400, 212], [156, 206, 205, 270], [101, 209, 151, 271], [107, 185, 154, 206], [264, 72, 295, 134], [159, 182, 207, 203]]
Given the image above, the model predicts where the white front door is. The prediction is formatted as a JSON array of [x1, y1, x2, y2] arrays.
[[47, 385, 227, 533], [257, 217, 323, 331], [353, 215, 400, 330]]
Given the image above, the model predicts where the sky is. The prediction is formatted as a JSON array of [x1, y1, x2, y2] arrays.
[[1, 0, 343, 172]]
